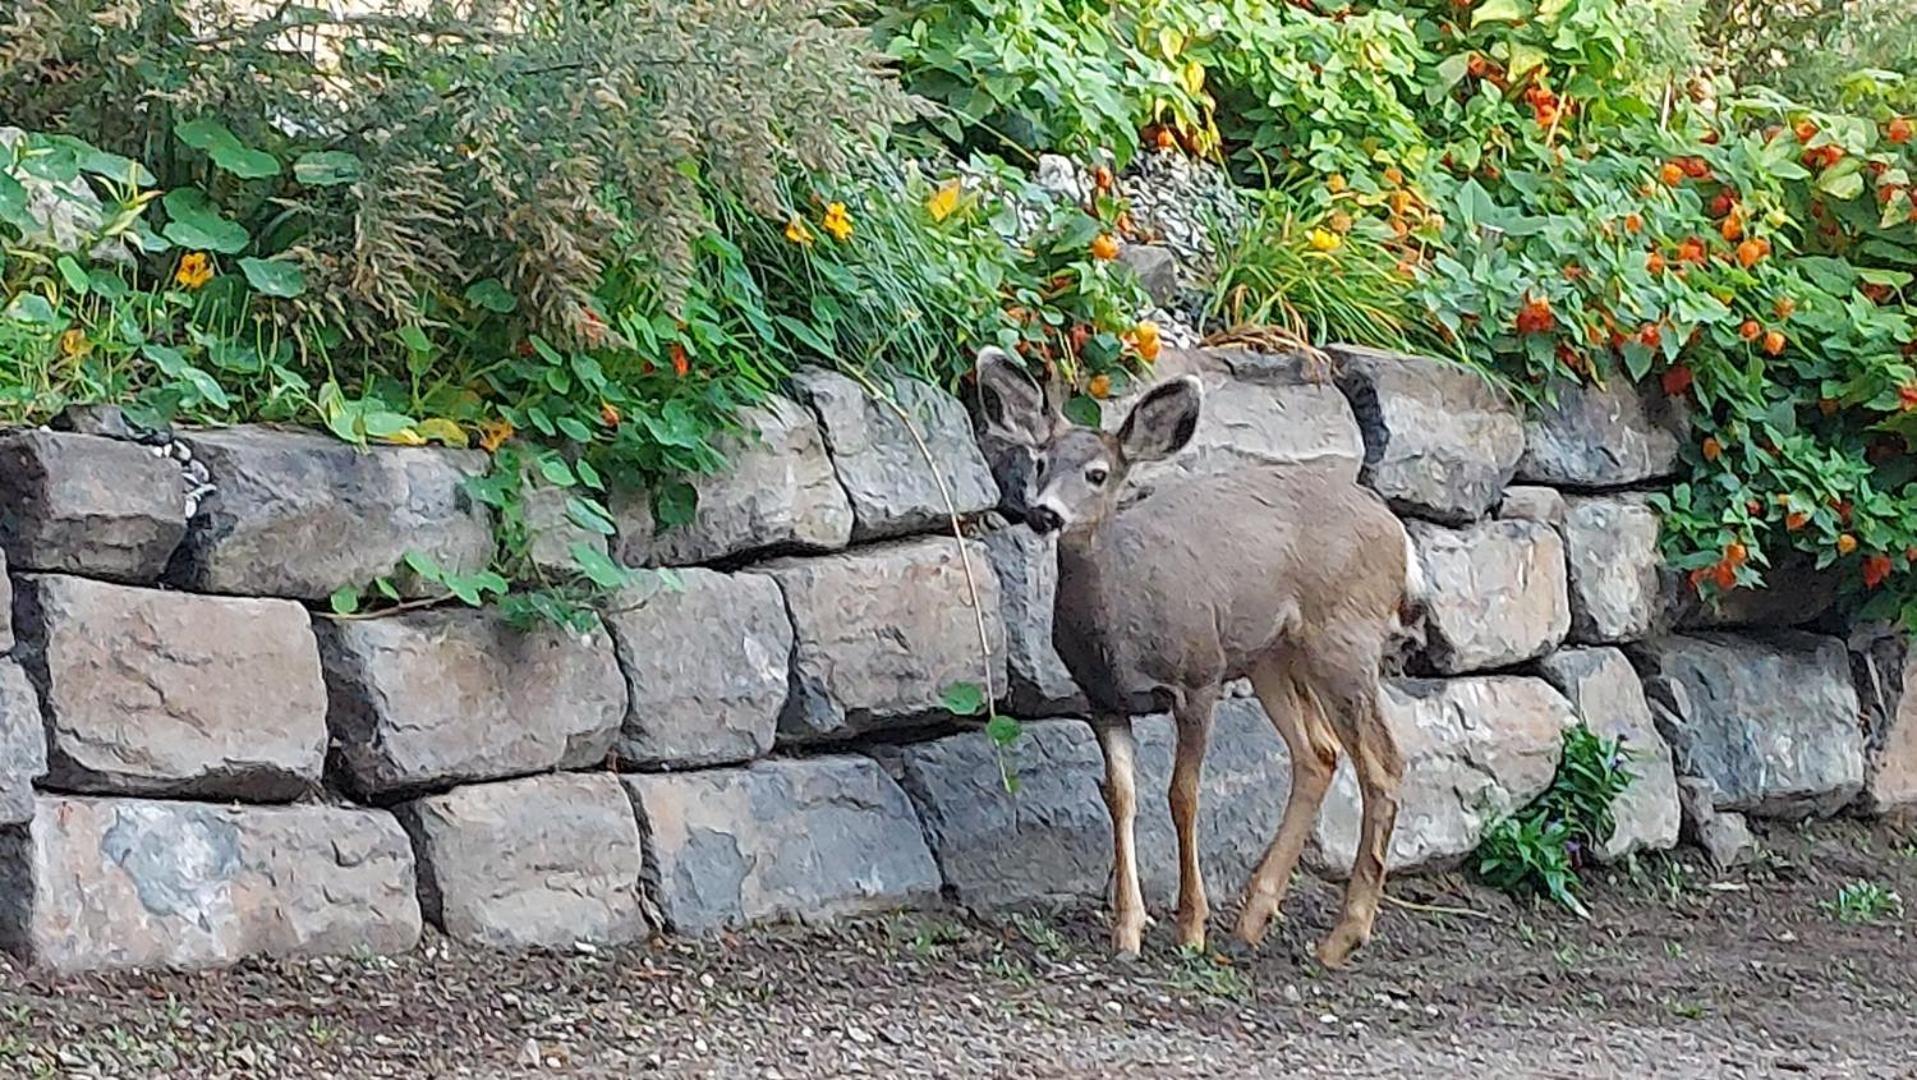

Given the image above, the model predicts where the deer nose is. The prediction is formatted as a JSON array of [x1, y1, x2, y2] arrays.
[[1026, 506, 1062, 534]]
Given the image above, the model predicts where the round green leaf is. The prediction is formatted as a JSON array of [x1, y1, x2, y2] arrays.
[[238, 257, 307, 298]]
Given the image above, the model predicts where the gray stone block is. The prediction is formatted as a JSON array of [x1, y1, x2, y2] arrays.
[[625, 756, 939, 934], [172, 426, 493, 600], [752, 537, 1006, 745], [0, 431, 186, 582], [1562, 495, 1661, 644], [791, 367, 999, 542], [603, 569, 793, 768], [1329, 345, 1524, 524], [1517, 379, 1686, 489], [398, 773, 645, 949], [316, 608, 625, 797], [1633, 632, 1863, 818], [0, 796, 420, 973], [979, 527, 1083, 716], [13, 575, 326, 801], [0, 659, 46, 826], [1409, 518, 1570, 674], [1537, 647, 1681, 859]]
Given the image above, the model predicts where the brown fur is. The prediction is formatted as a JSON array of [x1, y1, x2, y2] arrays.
[[974, 349, 1415, 967]]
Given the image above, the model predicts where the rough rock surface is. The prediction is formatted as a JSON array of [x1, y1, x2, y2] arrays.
[[521, 477, 607, 579], [1517, 379, 1686, 488], [753, 537, 1006, 744], [624, 757, 939, 934], [1312, 677, 1574, 875], [626, 397, 854, 567], [1118, 243, 1183, 307], [398, 773, 644, 949], [0, 796, 420, 974], [1847, 628, 1917, 815], [884, 699, 1290, 910], [979, 527, 1083, 716], [1409, 519, 1570, 674], [172, 427, 493, 600], [1329, 345, 1524, 524], [1537, 647, 1681, 859], [12, 575, 326, 801], [0, 659, 46, 826], [602, 569, 793, 768], [0, 431, 186, 582], [1498, 486, 1567, 527], [1633, 633, 1863, 818], [317, 609, 625, 797], [1102, 349, 1365, 491], [790, 368, 999, 542], [1678, 777, 1758, 869], [1561, 495, 1661, 644]]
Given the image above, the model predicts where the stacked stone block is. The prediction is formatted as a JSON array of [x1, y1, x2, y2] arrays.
[[0, 336, 1905, 975]]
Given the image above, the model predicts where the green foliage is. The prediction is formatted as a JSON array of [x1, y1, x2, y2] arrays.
[[1822, 880, 1904, 923], [1476, 725, 1637, 915]]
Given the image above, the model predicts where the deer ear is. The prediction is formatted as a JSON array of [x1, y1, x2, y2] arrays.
[[973, 347, 1049, 447], [1117, 375, 1203, 463]]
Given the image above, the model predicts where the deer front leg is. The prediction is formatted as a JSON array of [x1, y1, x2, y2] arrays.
[[1170, 686, 1218, 952], [1093, 714, 1147, 957], [1319, 685, 1404, 969]]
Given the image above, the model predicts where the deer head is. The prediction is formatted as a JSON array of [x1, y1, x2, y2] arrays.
[[973, 346, 1203, 535]]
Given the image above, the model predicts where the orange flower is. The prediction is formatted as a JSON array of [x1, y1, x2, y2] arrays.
[[1866, 553, 1895, 588], [1786, 511, 1809, 531], [1737, 238, 1767, 268], [670, 343, 690, 377], [1900, 384, 1917, 412], [1762, 329, 1786, 356], [1774, 296, 1797, 319], [478, 418, 515, 453], [1659, 161, 1684, 185], [1837, 533, 1859, 555], [175, 251, 214, 290], [1382, 166, 1404, 186], [600, 401, 621, 428], [1680, 156, 1711, 180], [1726, 541, 1749, 566], [1134, 320, 1162, 362], [1623, 213, 1643, 234], [1712, 560, 1738, 591], [1515, 294, 1555, 335], [1646, 250, 1667, 274], [1088, 374, 1112, 399], [1091, 165, 1115, 192], [1327, 210, 1354, 234], [1327, 173, 1348, 194], [1794, 119, 1818, 142], [1890, 117, 1914, 145], [1091, 233, 1120, 260], [1720, 214, 1744, 242], [58, 328, 90, 359], [1739, 319, 1761, 342], [821, 202, 854, 242], [1660, 364, 1691, 397], [1701, 436, 1723, 461], [1676, 237, 1707, 264]]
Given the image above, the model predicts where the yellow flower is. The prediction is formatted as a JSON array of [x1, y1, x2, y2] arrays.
[[477, 418, 516, 453], [927, 180, 962, 223], [1327, 173, 1348, 194], [822, 202, 854, 242], [784, 216, 815, 247], [1307, 228, 1343, 253], [59, 329, 91, 359], [175, 252, 214, 290]]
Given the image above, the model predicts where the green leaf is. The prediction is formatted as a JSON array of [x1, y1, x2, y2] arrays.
[[55, 255, 90, 294], [293, 151, 362, 186], [1062, 394, 1102, 427], [985, 712, 1023, 748], [941, 682, 987, 716], [329, 586, 361, 616], [565, 496, 618, 536], [175, 117, 280, 179], [1471, 0, 1528, 26], [574, 458, 604, 490], [462, 278, 518, 313], [3, 294, 57, 325], [359, 411, 415, 438], [538, 457, 576, 487], [653, 481, 697, 527], [397, 324, 432, 353], [0, 173, 29, 225], [557, 417, 593, 442], [568, 542, 631, 590], [238, 257, 306, 298], [403, 550, 445, 582], [161, 189, 249, 254]]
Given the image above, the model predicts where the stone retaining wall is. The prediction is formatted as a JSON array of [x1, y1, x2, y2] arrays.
[[0, 352, 1907, 973]]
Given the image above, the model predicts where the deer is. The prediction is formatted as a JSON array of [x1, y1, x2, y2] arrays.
[[971, 346, 1424, 968]]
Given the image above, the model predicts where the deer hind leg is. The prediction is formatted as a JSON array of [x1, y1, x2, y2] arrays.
[[1317, 676, 1404, 970], [1093, 713, 1148, 957], [1169, 684, 1219, 951], [1236, 655, 1342, 949]]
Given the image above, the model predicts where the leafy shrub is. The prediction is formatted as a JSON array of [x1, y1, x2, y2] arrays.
[[1476, 725, 1636, 915]]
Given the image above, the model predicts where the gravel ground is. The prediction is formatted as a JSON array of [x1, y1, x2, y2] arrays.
[[3, 818, 1914, 1079]]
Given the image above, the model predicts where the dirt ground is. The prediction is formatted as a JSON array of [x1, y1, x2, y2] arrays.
[[2, 819, 1914, 1079]]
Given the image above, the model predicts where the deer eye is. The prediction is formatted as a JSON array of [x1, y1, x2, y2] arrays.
[[1085, 465, 1109, 486]]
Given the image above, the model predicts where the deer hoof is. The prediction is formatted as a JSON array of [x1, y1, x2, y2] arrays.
[[1111, 917, 1145, 958], [1233, 910, 1272, 950], [1314, 924, 1369, 969]]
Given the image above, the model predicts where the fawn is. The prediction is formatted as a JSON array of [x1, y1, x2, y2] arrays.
[[973, 347, 1423, 967]]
